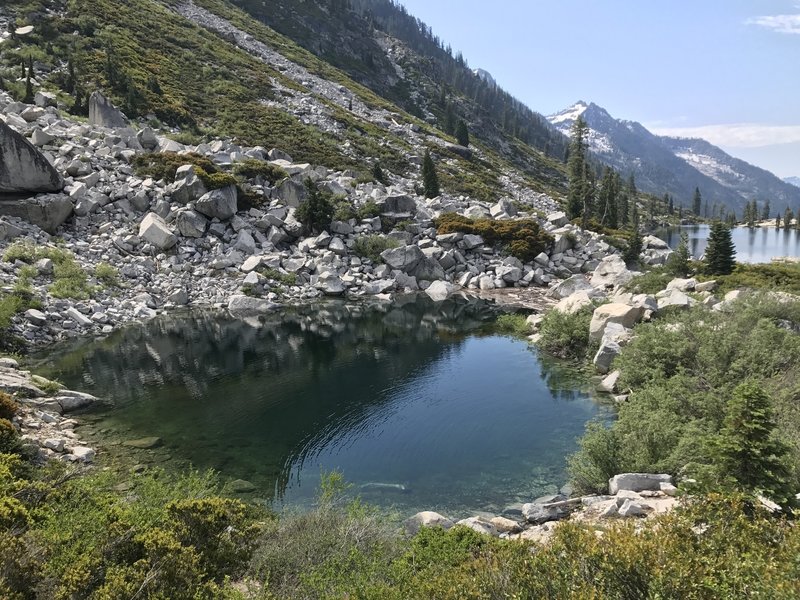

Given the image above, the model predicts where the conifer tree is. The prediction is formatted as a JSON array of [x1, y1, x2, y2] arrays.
[[762, 199, 770, 220], [784, 207, 793, 229], [692, 187, 702, 217], [455, 120, 469, 147], [715, 381, 793, 506], [623, 204, 642, 264], [567, 116, 589, 220], [66, 56, 76, 94], [422, 150, 440, 199], [666, 232, 691, 276], [704, 221, 736, 275], [23, 65, 34, 104], [776, 213, 782, 229], [371, 161, 386, 185]]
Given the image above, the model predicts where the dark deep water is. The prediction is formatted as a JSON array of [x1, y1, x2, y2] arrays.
[[656, 224, 800, 263], [36, 297, 610, 517]]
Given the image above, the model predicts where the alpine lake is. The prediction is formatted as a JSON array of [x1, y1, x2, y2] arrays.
[[33, 296, 612, 518]]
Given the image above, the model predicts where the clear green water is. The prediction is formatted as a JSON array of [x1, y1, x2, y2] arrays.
[[36, 297, 610, 517]]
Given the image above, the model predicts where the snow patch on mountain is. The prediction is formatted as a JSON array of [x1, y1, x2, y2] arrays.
[[785, 176, 800, 188], [549, 101, 588, 125], [674, 151, 741, 182]]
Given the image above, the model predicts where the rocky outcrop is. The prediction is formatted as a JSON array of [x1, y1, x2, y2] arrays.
[[0, 120, 64, 196], [88, 91, 128, 128], [0, 193, 73, 234]]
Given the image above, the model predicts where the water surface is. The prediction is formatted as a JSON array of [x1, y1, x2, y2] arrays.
[[36, 297, 609, 516], [656, 225, 800, 263]]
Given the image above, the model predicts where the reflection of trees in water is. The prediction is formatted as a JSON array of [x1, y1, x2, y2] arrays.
[[38, 296, 503, 500]]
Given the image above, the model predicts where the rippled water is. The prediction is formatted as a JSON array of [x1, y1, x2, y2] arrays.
[[656, 225, 800, 263], [36, 297, 610, 516]]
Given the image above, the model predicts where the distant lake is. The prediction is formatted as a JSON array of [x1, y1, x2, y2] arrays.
[[655, 225, 800, 264]]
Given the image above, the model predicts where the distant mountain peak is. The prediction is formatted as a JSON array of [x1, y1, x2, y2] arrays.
[[546, 101, 800, 212]]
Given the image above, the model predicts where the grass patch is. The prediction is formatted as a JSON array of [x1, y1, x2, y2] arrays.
[[705, 262, 800, 295], [94, 262, 120, 288], [491, 313, 531, 337]]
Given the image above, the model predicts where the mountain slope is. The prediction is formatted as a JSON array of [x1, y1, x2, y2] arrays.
[[785, 176, 800, 188], [659, 136, 800, 211], [549, 101, 800, 214], [0, 0, 565, 207]]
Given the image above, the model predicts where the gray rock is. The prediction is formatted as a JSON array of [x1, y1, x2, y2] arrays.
[[139, 212, 177, 250], [175, 209, 208, 238], [275, 178, 307, 208], [0, 120, 64, 196], [381, 245, 425, 271], [195, 186, 238, 220], [608, 473, 673, 495], [227, 295, 279, 315], [88, 91, 127, 128], [170, 170, 207, 204], [456, 517, 497, 536], [316, 271, 345, 296], [547, 211, 569, 227], [381, 194, 416, 215], [590, 255, 633, 289], [404, 511, 454, 535], [24, 308, 47, 326], [593, 339, 621, 374], [425, 280, 459, 302]]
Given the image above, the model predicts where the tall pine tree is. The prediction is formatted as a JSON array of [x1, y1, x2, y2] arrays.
[[422, 150, 440, 199], [566, 116, 589, 220], [692, 187, 702, 217], [704, 221, 736, 275], [455, 120, 469, 147]]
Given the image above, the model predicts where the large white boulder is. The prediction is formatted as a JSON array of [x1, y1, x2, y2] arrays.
[[425, 280, 459, 302], [139, 212, 177, 250], [591, 255, 634, 289], [589, 303, 644, 340], [0, 120, 64, 195], [88, 91, 128, 128], [404, 511, 454, 535], [195, 185, 238, 220]]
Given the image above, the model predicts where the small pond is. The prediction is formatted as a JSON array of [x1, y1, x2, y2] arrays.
[[35, 297, 611, 517], [656, 224, 800, 263]]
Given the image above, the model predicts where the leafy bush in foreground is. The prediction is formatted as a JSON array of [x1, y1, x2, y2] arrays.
[[352, 235, 399, 263]]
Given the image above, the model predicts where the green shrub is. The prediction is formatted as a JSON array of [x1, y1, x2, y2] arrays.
[[333, 199, 357, 222], [194, 168, 237, 190], [492, 313, 530, 337], [352, 235, 399, 263], [624, 270, 674, 295], [568, 421, 621, 494], [537, 306, 594, 360], [434, 213, 553, 262], [708, 262, 800, 295], [232, 158, 287, 184], [131, 152, 218, 183], [357, 199, 381, 220], [50, 258, 92, 300], [259, 268, 298, 287], [0, 393, 18, 421], [94, 262, 120, 288], [295, 180, 334, 233], [0, 419, 20, 455]]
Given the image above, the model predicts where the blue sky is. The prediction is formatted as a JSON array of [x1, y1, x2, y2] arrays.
[[397, 0, 800, 178]]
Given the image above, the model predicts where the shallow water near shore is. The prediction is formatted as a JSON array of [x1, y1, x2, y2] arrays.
[[34, 297, 611, 517]]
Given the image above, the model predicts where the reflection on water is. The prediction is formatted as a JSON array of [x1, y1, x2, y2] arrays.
[[656, 225, 800, 264], [35, 296, 610, 516]]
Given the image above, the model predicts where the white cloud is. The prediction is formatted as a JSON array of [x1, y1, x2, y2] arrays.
[[746, 11, 800, 34], [649, 124, 800, 148]]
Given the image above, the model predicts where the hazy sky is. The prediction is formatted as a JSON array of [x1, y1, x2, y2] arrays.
[[397, 0, 800, 178]]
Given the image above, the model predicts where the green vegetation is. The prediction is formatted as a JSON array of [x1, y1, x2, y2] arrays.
[[357, 200, 381, 220], [231, 159, 287, 184], [704, 221, 737, 275], [421, 149, 440, 199], [131, 152, 217, 183], [94, 262, 120, 288], [259, 268, 298, 287], [492, 313, 530, 337], [666, 231, 691, 277], [352, 235, 399, 263], [434, 214, 554, 263], [0, 393, 18, 421], [4, 241, 93, 302], [295, 180, 334, 233], [707, 262, 800, 295], [569, 295, 800, 499], [624, 269, 676, 295], [536, 306, 594, 360]]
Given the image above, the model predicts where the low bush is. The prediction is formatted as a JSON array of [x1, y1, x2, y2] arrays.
[[536, 306, 594, 360], [492, 313, 530, 337], [131, 152, 217, 183], [706, 262, 800, 295], [0, 394, 18, 421], [195, 168, 237, 190], [333, 199, 357, 222], [352, 235, 399, 263], [434, 213, 553, 262], [0, 420, 20, 455], [94, 262, 120, 288], [624, 269, 674, 294], [232, 158, 287, 184], [357, 200, 381, 220], [259, 268, 298, 287]]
